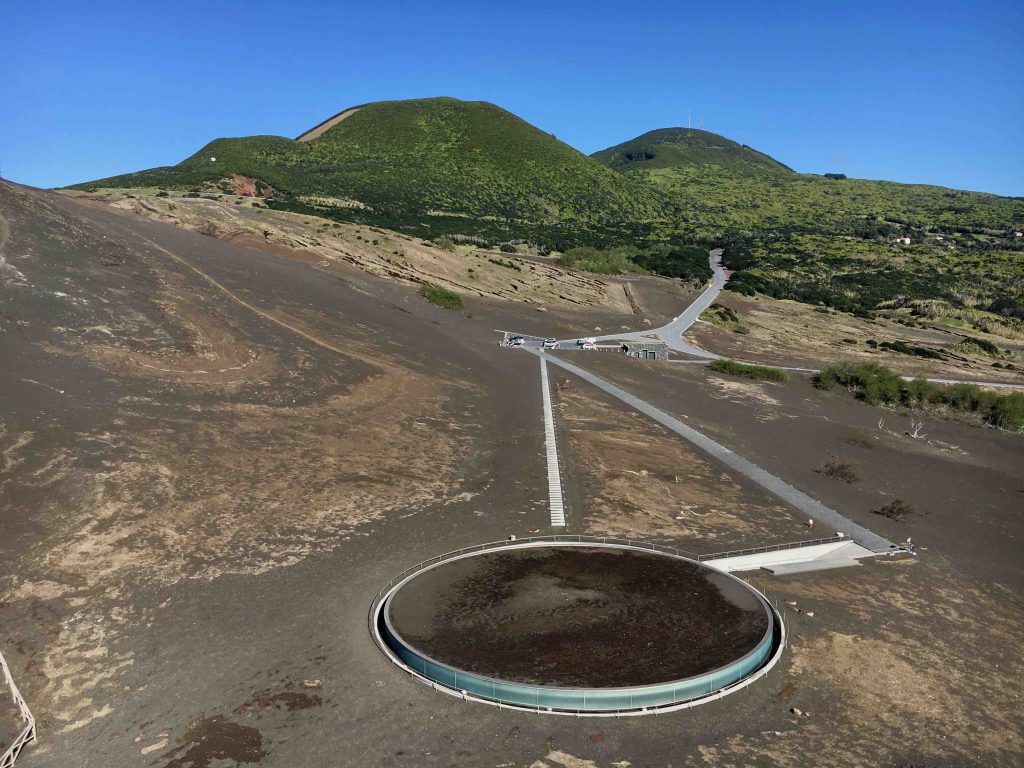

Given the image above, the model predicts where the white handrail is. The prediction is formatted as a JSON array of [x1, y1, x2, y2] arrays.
[[0, 647, 36, 768]]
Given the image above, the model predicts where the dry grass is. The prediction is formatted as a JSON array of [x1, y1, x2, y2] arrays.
[[555, 379, 799, 544], [687, 293, 1024, 383], [63, 190, 636, 313]]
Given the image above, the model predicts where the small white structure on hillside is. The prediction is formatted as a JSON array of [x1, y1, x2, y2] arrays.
[[895, 236, 911, 245]]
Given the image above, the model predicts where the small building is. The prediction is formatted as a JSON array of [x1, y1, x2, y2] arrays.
[[1014, 231, 1023, 238], [621, 341, 668, 360], [895, 236, 911, 245]]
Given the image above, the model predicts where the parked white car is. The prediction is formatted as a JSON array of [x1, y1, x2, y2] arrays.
[[542, 338, 559, 349], [576, 337, 597, 346], [581, 342, 597, 350]]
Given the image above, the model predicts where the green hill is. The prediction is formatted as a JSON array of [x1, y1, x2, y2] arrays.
[[593, 129, 1022, 237], [592, 127, 794, 176], [595, 129, 1024, 322], [71, 97, 672, 244]]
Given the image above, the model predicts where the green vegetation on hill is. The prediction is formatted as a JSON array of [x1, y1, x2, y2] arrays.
[[555, 243, 711, 281], [72, 101, 1023, 321], [593, 128, 793, 176], [72, 97, 673, 246], [722, 232, 1024, 321], [594, 128, 1024, 325]]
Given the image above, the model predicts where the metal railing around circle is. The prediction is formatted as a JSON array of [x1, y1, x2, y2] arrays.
[[367, 534, 794, 717], [371, 533, 849, 602], [371, 535, 708, 601]]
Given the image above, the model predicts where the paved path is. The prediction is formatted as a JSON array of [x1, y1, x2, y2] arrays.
[[561, 249, 726, 358], [539, 358, 566, 526], [535, 351, 897, 553], [556, 249, 1023, 390]]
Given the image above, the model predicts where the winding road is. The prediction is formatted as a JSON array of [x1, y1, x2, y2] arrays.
[[561, 249, 726, 358], [557, 249, 1024, 390]]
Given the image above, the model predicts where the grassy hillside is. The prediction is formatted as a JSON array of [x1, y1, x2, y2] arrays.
[[594, 129, 1024, 324], [71, 97, 673, 246], [593, 128, 793, 176]]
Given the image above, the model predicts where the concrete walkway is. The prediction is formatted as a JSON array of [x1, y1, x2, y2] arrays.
[[539, 357, 566, 526], [560, 249, 727, 358], [535, 351, 897, 553], [705, 540, 876, 573]]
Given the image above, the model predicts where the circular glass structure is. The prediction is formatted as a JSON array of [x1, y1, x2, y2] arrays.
[[373, 542, 781, 713]]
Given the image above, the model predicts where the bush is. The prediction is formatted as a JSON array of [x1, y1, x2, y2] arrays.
[[556, 246, 643, 275], [879, 340, 947, 360], [816, 361, 1023, 433], [815, 362, 902, 405], [904, 378, 943, 406], [945, 383, 983, 411], [953, 336, 1009, 359], [873, 499, 916, 522], [822, 459, 860, 484], [709, 359, 788, 382], [419, 283, 464, 310], [702, 303, 749, 333], [814, 367, 839, 390], [499, 242, 518, 253], [988, 392, 1024, 430], [435, 236, 457, 252]]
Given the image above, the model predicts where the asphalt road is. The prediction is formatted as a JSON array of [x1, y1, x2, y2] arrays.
[[560, 249, 726, 358]]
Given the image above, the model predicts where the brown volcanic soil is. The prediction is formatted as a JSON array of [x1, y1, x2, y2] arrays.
[[387, 546, 770, 687], [554, 375, 824, 549], [2, 179, 1023, 767], [566, 352, 1024, 590]]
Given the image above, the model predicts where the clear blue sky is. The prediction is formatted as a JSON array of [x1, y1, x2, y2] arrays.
[[3, 0, 1022, 195]]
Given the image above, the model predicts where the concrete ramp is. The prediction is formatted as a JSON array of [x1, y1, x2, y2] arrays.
[[764, 558, 861, 575], [706, 541, 877, 573]]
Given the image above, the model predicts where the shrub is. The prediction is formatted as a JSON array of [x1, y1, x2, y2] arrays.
[[822, 459, 860, 484], [556, 246, 643, 275], [873, 499, 916, 522], [488, 257, 522, 271], [814, 367, 839, 390], [903, 378, 943, 406], [435, 236, 457, 252], [816, 362, 902, 405], [701, 303, 749, 333], [879, 340, 947, 360], [953, 336, 1009, 359], [709, 359, 788, 382], [945, 383, 982, 411], [499, 242, 518, 253], [817, 362, 1023, 433], [987, 392, 1024, 430], [419, 283, 464, 310]]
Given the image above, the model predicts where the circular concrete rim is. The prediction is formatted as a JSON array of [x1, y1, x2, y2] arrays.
[[370, 539, 786, 716]]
